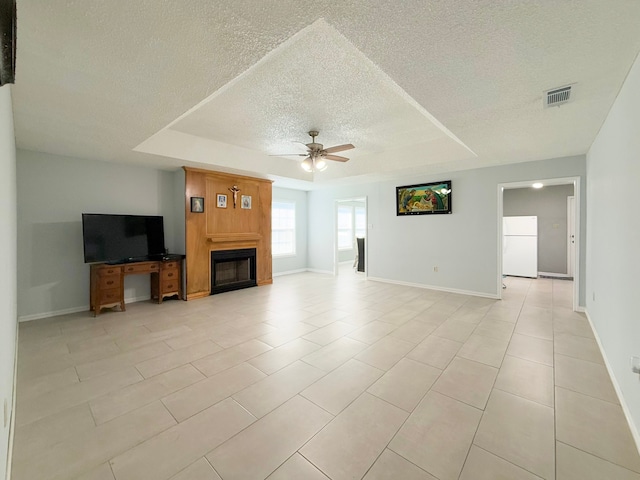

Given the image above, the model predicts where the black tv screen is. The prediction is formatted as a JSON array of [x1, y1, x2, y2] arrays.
[[82, 214, 166, 264]]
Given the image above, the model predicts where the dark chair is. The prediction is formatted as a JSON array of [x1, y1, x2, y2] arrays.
[[356, 237, 365, 272]]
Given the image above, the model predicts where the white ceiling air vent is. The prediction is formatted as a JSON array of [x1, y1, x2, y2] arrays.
[[544, 85, 573, 108]]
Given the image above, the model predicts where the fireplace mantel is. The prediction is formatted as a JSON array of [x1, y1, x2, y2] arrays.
[[184, 167, 272, 300], [206, 233, 262, 243]]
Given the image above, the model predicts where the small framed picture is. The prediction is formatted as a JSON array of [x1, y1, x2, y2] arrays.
[[191, 197, 204, 213], [217, 194, 227, 208], [241, 195, 252, 209]]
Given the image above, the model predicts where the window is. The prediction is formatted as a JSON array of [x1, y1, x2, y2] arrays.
[[355, 206, 366, 238], [272, 201, 296, 256], [337, 205, 354, 250]]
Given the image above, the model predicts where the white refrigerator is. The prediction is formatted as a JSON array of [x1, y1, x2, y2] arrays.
[[503, 216, 538, 278]]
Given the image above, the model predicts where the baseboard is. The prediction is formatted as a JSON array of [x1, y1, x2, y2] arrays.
[[306, 268, 335, 275], [538, 271, 573, 279], [575, 305, 586, 313], [273, 268, 308, 277], [366, 276, 500, 300], [18, 295, 152, 322], [18, 305, 88, 322], [584, 309, 640, 456]]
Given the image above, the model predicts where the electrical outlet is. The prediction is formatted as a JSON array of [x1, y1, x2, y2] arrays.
[[592, 291, 596, 302], [433, 266, 438, 273]]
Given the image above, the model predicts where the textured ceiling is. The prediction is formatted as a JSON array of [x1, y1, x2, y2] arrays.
[[12, 1, 640, 189]]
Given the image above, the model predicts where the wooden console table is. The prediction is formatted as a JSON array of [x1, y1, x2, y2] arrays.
[[89, 255, 184, 316]]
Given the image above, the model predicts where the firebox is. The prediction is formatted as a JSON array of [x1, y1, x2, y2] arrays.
[[211, 248, 257, 294]]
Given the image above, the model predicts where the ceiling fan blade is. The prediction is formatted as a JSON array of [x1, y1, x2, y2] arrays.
[[269, 153, 308, 157], [293, 141, 311, 151], [324, 154, 350, 162], [323, 144, 355, 154]]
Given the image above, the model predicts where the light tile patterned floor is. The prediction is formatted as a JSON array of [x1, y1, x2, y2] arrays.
[[12, 270, 640, 480]]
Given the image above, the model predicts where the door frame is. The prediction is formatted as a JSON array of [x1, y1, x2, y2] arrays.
[[334, 197, 367, 277], [567, 196, 576, 277], [497, 176, 581, 311]]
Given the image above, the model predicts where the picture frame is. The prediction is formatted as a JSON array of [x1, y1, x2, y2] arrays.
[[190, 196, 204, 213], [396, 180, 452, 215], [241, 195, 252, 210], [216, 194, 227, 208]]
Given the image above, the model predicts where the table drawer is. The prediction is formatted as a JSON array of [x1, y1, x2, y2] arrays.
[[99, 288, 121, 304], [97, 266, 121, 276], [162, 268, 178, 281], [161, 279, 179, 293], [163, 261, 179, 269], [99, 275, 121, 289], [123, 262, 159, 274]]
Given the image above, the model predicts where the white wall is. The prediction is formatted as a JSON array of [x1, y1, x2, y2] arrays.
[[16, 150, 181, 320], [587, 52, 640, 441], [0, 85, 17, 480], [308, 155, 587, 301], [272, 186, 308, 275]]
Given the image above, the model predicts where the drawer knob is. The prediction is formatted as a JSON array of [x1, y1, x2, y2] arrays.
[[167, 272, 174, 277], [127, 267, 134, 271], [107, 280, 114, 285], [167, 284, 174, 289]]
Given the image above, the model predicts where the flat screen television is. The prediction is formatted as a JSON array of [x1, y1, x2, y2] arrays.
[[82, 214, 166, 264]]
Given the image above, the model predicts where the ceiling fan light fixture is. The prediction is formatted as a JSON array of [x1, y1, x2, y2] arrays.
[[315, 158, 327, 171], [284, 131, 354, 173], [301, 157, 313, 172]]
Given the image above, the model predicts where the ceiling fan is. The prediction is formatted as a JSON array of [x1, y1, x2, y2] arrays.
[[274, 131, 355, 172]]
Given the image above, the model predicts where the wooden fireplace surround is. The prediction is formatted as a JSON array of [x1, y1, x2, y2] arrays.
[[184, 167, 273, 300]]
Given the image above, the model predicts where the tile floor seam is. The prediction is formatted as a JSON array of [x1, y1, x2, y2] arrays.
[[108, 460, 117, 480], [385, 442, 444, 480], [552, 355, 620, 406], [204, 455, 222, 480], [297, 449, 333, 479], [555, 439, 640, 475], [490, 384, 553, 410], [381, 386, 477, 479], [431, 356, 499, 411], [471, 444, 546, 480]]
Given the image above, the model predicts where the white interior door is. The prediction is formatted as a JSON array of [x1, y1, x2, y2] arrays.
[[567, 196, 575, 277]]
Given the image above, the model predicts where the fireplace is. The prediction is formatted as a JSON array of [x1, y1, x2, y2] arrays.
[[211, 248, 257, 294]]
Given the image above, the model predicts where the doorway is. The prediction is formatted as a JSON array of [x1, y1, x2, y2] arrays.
[[334, 197, 367, 277], [498, 177, 581, 311], [567, 196, 576, 277]]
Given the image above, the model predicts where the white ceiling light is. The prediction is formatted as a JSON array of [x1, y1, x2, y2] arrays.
[[301, 157, 313, 172], [532, 182, 544, 189], [302, 153, 327, 173]]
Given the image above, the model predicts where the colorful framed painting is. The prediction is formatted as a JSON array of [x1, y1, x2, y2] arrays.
[[396, 180, 452, 215]]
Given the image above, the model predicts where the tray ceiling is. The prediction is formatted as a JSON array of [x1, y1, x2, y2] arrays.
[[11, 1, 640, 189]]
